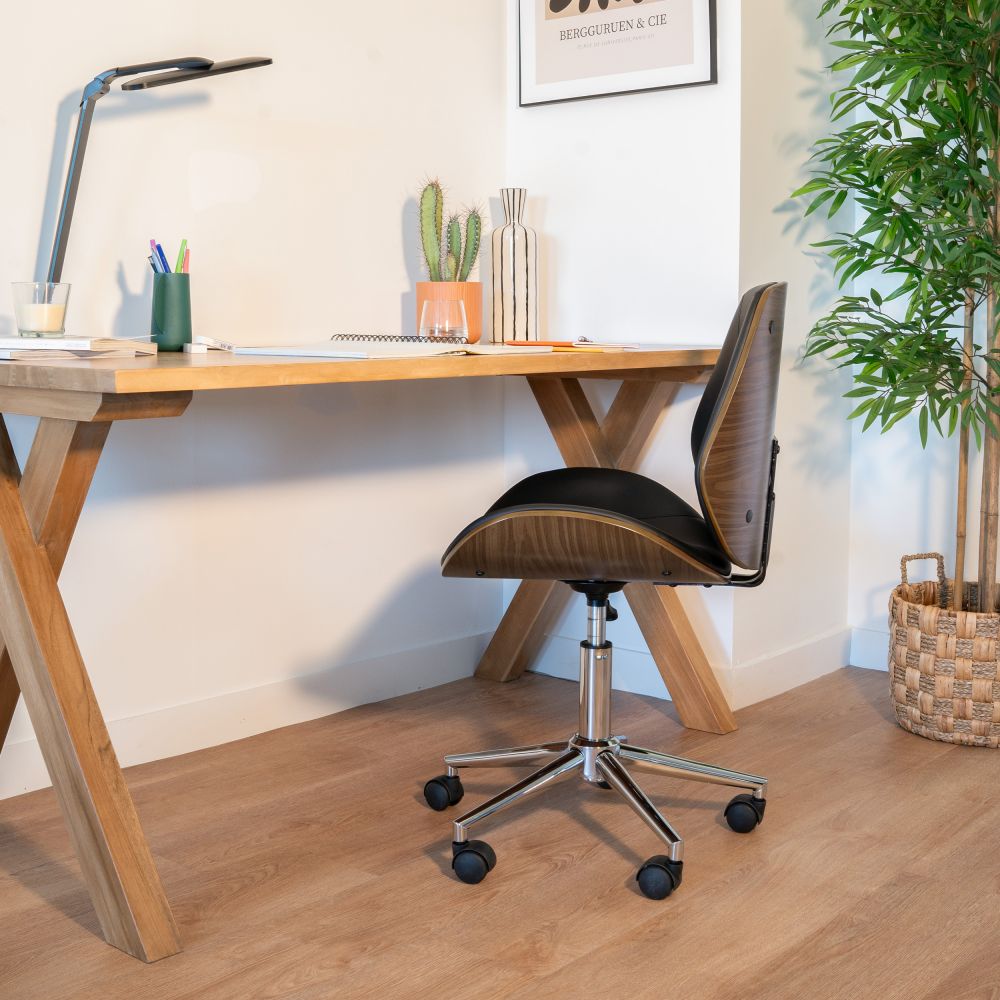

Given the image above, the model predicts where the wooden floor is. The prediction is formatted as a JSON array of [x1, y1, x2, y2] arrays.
[[1, 668, 998, 1000]]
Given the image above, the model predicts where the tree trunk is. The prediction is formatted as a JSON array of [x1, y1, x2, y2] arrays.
[[954, 296, 975, 611], [978, 289, 1000, 613]]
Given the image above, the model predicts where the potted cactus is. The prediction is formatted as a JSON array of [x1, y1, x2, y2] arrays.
[[416, 180, 483, 342]]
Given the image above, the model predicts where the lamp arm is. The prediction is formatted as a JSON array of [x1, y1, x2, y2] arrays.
[[47, 88, 100, 283], [46, 58, 213, 283]]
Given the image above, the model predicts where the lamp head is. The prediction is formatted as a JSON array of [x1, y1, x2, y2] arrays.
[[49, 54, 273, 284], [120, 57, 273, 91], [80, 57, 272, 103]]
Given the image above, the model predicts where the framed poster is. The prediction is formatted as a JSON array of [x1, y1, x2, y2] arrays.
[[519, 0, 717, 107]]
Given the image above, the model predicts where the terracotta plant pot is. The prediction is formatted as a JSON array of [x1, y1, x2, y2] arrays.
[[416, 281, 483, 343]]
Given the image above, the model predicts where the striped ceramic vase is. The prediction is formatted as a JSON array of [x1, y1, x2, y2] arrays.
[[492, 187, 539, 342]]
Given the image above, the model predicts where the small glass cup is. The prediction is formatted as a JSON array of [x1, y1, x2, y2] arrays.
[[11, 282, 71, 338], [419, 298, 468, 340]]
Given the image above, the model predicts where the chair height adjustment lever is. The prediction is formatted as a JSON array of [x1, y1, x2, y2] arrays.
[[606, 603, 619, 622]]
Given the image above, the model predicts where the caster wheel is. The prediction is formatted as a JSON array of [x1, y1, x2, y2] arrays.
[[636, 856, 683, 900], [423, 774, 464, 812], [452, 840, 496, 884], [725, 793, 765, 833]]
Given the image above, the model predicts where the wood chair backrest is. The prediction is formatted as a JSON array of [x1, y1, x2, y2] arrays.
[[691, 282, 786, 570]]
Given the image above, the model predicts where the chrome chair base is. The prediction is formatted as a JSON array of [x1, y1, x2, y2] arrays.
[[424, 594, 768, 899]]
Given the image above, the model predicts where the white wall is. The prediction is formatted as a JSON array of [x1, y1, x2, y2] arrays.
[[736, 5, 956, 679], [504, 1, 855, 706], [733, 1, 853, 703], [847, 313, 968, 671], [502, 0, 743, 699], [0, 0, 507, 798]]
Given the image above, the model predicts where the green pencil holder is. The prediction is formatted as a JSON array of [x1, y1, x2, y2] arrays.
[[151, 272, 191, 352]]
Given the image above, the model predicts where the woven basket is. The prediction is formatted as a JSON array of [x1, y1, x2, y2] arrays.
[[889, 552, 1000, 747]]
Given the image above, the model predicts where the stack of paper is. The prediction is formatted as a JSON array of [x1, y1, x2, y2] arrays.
[[0, 338, 156, 361]]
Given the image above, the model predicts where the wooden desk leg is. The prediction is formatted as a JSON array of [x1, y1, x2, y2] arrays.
[[0, 418, 111, 750], [475, 377, 737, 735], [475, 580, 571, 683], [0, 648, 17, 750], [0, 416, 181, 962], [0, 422, 22, 748], [624, 584, 736, 734]]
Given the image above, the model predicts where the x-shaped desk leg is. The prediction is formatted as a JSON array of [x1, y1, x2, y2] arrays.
[[0, 413, 181, 962], [475, 376, 737, 735]]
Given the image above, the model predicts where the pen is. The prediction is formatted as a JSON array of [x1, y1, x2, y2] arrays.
[[505, 339, 576, 347], [148, 254, 159, 274], [182, 247, 190, 274], [175, 239, 188, 274], [155, 242, 171, 274]]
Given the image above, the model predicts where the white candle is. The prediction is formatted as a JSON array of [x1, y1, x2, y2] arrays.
[[16, 303, 66, 335]]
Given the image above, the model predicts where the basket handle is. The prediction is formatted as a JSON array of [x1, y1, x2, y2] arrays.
[[900, 552, 947, 592]]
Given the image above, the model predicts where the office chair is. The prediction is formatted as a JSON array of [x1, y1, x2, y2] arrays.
[[422, 282, 786, 900]]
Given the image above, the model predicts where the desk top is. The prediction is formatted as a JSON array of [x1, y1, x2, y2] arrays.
[[0, 346, 719, 395]]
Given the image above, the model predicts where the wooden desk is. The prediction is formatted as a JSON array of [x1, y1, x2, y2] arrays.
[[0, 347, 731, 962]]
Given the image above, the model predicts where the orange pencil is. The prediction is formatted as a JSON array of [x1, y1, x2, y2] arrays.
[[504, 339, 576, 347]]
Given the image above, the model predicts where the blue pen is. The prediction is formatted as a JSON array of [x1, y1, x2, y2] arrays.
[[155, 242, 171, 274]]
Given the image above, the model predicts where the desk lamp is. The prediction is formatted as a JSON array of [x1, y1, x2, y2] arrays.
[[47, 56, 273, 283]]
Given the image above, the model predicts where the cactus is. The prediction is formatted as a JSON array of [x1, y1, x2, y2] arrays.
[[445, 215, 462, 281], [459, 210, 482, 282], [417, 180, 482, 282], [419, 180, 444, 282]]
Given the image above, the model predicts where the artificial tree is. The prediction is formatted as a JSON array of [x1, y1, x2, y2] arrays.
[[797, 0, 1000, 612]]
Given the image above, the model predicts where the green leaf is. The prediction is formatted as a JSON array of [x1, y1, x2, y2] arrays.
[[792, 2, 1000, 459]]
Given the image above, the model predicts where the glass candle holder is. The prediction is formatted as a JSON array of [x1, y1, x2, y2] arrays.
[[11, 282, 71, 338], [419, 298, 468, 340]]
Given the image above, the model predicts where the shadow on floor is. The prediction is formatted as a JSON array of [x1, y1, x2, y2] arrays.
[[0, 822, 101, 939], [840, 665, 895, 725]]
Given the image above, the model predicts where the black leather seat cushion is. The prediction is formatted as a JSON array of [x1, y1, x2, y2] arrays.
[[487, 467, 731, 576]]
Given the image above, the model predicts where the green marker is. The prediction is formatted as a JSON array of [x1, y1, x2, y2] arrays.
[[174, 239, 188, 275]]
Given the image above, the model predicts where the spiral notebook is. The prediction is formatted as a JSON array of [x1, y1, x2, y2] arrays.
[[192, 335, 551, 360], [331, 333, 469, 345]]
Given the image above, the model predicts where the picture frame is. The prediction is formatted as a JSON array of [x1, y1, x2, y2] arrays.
[[518, 0, 718, 107]]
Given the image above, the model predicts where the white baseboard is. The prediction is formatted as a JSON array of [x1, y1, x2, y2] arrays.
[[532, 627, 853, 712], [0, 632, 490, 801], [849, 627, 889, 671], [728, 627, 851, 709]]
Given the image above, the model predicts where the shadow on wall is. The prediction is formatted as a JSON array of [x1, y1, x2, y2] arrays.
[[292, 562, 496, 718], [855, 422, 957, 627], [34, 86, 208, 282], [113, 262, 152, 340], [4, 378, 504, 511], [401, 195, 420, 336], [773, 0, 841, 315], [764, 0, 853, 490]]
